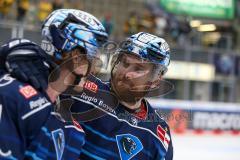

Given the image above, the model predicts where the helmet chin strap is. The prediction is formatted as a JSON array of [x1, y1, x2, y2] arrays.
[[63, 69, 87, 95]]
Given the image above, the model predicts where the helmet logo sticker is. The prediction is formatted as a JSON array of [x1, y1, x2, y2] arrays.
[[161, 41, 170, 52], [137, 33, 156, 43]]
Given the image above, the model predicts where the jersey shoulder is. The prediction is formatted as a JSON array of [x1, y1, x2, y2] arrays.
[[143, 99, 172, 150], [0, 73, 43, 100], [145, 99, 170, 128], [0, 72, 51, 119]]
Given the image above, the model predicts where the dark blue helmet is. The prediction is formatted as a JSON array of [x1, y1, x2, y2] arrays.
[[118, 32, 170, 74], [41, 9, 108, 59]]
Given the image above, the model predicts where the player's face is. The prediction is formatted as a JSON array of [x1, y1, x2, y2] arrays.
[[73, 54, 89, 76], [111, 53, 154, 103], [72, 48, 103, 77]]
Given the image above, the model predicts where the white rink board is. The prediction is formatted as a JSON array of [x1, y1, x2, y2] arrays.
[[172, 133, 240, 160]]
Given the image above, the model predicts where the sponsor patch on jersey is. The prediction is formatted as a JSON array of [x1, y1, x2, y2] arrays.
[[116, 134, 143, 160], [52, 129, 65, 160], [19, 85, 37, 99], [29, 97, 49, 109], [157, 125, 170, 150], [84, 80, 98, 93]]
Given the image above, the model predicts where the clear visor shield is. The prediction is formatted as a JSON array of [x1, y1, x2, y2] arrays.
[[73, 43, 111, 76], [48, 50, 106, 91], [111, 53, 174, 101], [48, 51, 119, 122], [59, 26, 110, 77]]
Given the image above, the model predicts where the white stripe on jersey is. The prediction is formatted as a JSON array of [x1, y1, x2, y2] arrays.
[[65, 125, 84, 133], [0, 149, 12, 157], [0, 104, 2, 122], [21, 102, 51, 120]]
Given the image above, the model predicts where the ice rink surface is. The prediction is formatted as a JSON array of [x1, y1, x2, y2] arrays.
[[172, 133, 240, 160]]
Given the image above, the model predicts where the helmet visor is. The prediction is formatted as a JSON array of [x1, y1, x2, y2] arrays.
[[111, 52, 174, 101]]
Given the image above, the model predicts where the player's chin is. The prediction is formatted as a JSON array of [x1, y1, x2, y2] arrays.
[[116, 89, 138, 101], [119, 94, 141, 104]]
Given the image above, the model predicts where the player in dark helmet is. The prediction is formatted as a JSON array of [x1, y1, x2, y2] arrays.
[[0, 9, 108, 160], [111, 32, 171, 106], [70, 32, 173, 160]]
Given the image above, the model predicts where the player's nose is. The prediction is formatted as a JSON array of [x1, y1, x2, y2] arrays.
[[125, 71, 138, 80]]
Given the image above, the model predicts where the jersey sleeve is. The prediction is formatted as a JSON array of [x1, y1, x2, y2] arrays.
[[0, 79, 52, 159], [0, 94, 26, 160], [165, 134, 173, 160], [163, 122, 173, 160], [153, 124, 174, 160]]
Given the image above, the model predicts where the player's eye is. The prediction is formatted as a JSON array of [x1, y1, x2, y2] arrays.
[[133, 66, 143, 72], [121, 60, 130, 68]]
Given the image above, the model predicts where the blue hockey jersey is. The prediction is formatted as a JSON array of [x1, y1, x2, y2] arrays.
[[0, 70, 85, 160], [70, 75, 173, 160]]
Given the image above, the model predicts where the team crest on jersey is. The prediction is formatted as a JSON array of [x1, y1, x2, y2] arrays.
[[19, 85, 37, 99], [52, 129, 65, 160], [0, 74, 15, 87], [116, 134, 143, 160]]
